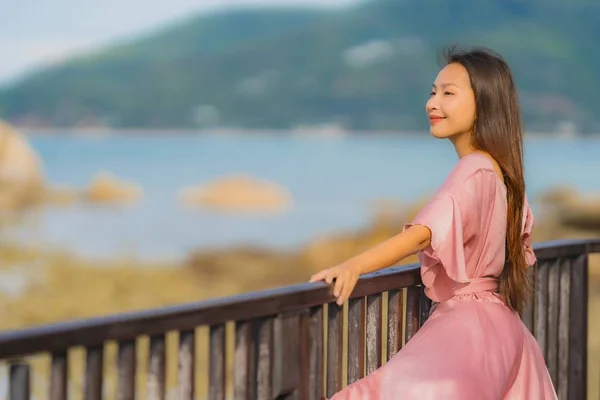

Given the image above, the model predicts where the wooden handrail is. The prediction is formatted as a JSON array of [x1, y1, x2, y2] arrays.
[[0, 238, 598, 358], [0, 263, 419, 358], [0, 238, 598, 400]]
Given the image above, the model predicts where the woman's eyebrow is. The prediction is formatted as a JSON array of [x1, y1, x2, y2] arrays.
[[432, 83, 459, 89]]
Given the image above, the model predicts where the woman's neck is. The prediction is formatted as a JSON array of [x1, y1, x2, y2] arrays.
[[451, 131, 476, 158]]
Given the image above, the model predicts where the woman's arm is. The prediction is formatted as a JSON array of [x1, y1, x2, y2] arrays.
[[309, 224, 431, 305], [350, 224, 431, 274]]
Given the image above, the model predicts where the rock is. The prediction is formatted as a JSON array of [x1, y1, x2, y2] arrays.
[[558, 201, 600, 231], [0, 121, 46, 213], [185, 197, 424, 283], [537, 186, 579, 208], [179, 173, 292, 212], [185, 246, 308, 292], [83, 171, 142, 204], [0, 121, 91, 213], [44, 185, 81, 207], [0, 120, 44, 185], [537, 186, 600, 232]]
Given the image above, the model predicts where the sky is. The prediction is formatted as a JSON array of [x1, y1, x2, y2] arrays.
[[0, 0, 358, 85]]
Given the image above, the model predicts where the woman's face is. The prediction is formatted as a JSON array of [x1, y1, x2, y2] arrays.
[[425, 62, 476, 140]]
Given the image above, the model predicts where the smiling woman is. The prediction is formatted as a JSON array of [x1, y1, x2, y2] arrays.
[[310, 46, 558, 400], [427, 65, 477, 146]]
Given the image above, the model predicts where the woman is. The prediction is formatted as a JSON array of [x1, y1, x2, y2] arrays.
[[309, 47, 558, 399]]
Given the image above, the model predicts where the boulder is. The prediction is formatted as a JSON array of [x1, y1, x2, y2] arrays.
[[0, 121, 45, 212], [0, 120, 44, 185], [83, 171, 142, 204], [537, 186, 600, 232], [179, 173, 291, 212]]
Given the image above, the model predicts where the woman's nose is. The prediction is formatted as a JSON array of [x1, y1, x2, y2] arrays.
[[426, 97, 438, 113]]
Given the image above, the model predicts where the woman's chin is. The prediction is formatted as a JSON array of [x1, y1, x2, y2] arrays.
[[429, 126, 450, 139]]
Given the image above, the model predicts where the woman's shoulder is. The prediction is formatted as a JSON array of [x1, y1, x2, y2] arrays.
[[444, 152, 503, 191]]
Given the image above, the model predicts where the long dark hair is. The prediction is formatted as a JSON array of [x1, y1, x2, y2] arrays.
[[442, 46, 530, 315]]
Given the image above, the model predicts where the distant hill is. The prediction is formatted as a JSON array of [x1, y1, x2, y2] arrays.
[[0, 0, 598, 133]]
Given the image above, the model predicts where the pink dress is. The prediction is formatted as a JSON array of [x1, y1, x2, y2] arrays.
[[330, 153, 558, 400]]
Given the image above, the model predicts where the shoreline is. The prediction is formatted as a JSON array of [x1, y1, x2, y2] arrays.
[[17, 127, 600, 139]]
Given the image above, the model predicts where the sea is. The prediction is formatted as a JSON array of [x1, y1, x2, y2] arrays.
[[4, 131, 599, 262]]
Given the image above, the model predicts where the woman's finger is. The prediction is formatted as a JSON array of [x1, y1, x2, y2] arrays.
[[310, 268, 333, 283], [309, 271, 326, 282], [333, 274, 344, 297], [337, 276, 353, 304], [325, 271, 336, 284], [342, 278, 356, 304]]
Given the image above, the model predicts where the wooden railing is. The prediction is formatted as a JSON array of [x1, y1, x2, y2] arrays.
[[1, 238, 599, 400]]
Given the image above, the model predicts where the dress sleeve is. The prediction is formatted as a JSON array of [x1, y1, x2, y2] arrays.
[[522, 195, 536, 266], [403, 189, 469, 287]]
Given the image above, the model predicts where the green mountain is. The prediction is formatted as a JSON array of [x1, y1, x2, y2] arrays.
[[1, 0, 598, 133]]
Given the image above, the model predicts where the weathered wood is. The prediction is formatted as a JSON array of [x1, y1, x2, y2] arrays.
[[0, 264, 420, 359], [9, 361, 30, 400], [209, 325, 226, 400], [365, 294, 382, 374], [534, 261, 549, 357], [147, 335, 166, 400], [521, 265, 536, 332], [256, 318, 274, 400], [534, 239, 599, 260], [419, 285, 432, 326], [178, 330, 195, 400], [568, 254, 588, 400], [387, 289, 403, 361], [234, 321, 255, 400], [348, 297, 366, 384], [2, 238, 599, 361], [274, 313, 300, 397], [50, 351, 67, 400], [299, 306, 323, 400], [546, 258, 560, 385], [405, 286, 420, 343], [117, 339, 136, 400], [557, 258, 571, 400], [85, 346, 103, 400], [0, 239, 597, 399], [326, 303, 343, 397]]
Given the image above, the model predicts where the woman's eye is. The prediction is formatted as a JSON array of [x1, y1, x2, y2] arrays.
[[444, 91, 453, 95], [430, 91, 436, 96]]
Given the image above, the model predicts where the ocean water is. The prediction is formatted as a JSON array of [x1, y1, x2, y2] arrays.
[[6, 132, 600, 262]]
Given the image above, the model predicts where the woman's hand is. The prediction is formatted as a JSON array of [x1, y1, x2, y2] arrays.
[[309, 261, 362, 306], [308, 225, 431, 306]]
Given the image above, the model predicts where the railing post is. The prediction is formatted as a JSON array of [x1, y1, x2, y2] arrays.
[[557, 258, 572, 400], [9, 359, 30, 400], [234, 320, 255, 400], [0, 239, 596, 400], [405, 286, 420, 342], [386, 290, 403, 361], [326, 303, 344, 397], [348, 297, 366, 384], [50, 351, 68, 400], [521, 265, 536, 332], [208, 325, 226, 400], [568, 253, 588, 400], [85, 346, 104, 400], [256, 317, 274, 400], [365, 294, 383, 375], [299, 306, 324, 400], [419, 285, 432, 326], [147, 335, 166, 400], [178, 330, 195, 400], [117, 339, 136, 400]]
